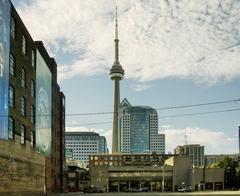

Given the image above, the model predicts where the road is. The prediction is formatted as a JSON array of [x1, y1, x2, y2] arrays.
[[54, 191, 240, 196]]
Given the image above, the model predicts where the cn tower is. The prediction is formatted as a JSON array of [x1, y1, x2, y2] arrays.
[[109, 7, 124, 154]]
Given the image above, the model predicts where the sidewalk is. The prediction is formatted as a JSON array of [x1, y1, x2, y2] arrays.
[[53, 190, 240, 196]]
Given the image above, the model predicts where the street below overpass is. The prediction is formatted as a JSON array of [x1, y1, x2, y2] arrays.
[[54, 190, 240, 196]]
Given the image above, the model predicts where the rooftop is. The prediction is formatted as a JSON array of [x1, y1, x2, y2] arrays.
[[65, 131, 100, 136]]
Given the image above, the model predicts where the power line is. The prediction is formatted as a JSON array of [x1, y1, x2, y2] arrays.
[[66, 98, 240, 117], [7, 107, 240, 129], [63, 107, 240, 127], [0, 98, 239, 118], [158, 108, 240, 119], [64, 98, 240, 117], [155, 98, 240, 111]]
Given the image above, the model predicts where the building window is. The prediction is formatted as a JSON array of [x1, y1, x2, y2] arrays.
[[9, 53, 15, 76], [20, 96, 26, 116], [22, 35, 26, 54], [30, 80, 35, 97], [10, 17, 16, 39], [8, 117, 14, 139], [9, 85, 15, 108], [20, 125, 25, 144], [30, 105, 35, 124], [31, 131, 35, 148], [31, 50, 35, 68], [21, 68, 26, 87]]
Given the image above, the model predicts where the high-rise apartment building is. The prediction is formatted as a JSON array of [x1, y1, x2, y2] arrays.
[[119, 98, 165, 154], [174, 144, 204, 167], [0, 1, 66, 195], [65, 132, 109, 167]]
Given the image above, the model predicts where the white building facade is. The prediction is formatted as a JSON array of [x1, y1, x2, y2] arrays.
[[65, 132, 108, 167]]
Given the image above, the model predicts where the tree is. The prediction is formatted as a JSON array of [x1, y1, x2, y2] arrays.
[[235, 166, 240, 189]]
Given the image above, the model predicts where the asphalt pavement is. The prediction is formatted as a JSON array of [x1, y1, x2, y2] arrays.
[[54, 190, 240, 196]]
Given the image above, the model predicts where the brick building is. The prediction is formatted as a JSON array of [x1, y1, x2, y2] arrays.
[[0, 0, 66, 195]]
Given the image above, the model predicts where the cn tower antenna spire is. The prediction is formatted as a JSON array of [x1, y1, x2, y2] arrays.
[[115, 6, 118, 40], [114, 5, 119, 63]]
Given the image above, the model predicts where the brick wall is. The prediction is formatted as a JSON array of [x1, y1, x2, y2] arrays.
[[0, 136, 45, 196]]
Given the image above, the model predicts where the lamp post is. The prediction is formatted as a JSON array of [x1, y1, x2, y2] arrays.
[[161, 165, 165, 192]]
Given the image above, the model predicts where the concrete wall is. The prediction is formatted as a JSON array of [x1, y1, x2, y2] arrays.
[[0, 136, 45, 196], [166, 156, 192, 191], [193, 167, 224, 190], [90, 164, 174, 192], [91, 166, 109, 190]]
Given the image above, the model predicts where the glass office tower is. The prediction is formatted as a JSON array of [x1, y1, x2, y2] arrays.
[[119, 98, 165, 154]]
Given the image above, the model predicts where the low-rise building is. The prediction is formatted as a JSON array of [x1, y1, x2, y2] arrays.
[[174, 144, 204, 167], [192, 167, 224, 191], [89, 154, 224, 192], [66, 159, 89, 192]]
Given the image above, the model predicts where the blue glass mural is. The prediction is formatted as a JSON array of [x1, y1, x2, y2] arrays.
[[36, 50, 52, 156], [0, 0, 10, 139]]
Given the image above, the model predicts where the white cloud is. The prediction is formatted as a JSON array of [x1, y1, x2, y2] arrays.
[[160, 124, 174, 129], [132, 83, 152, 92], [15, 0, 240, 85], [164, 127, 238, 154]]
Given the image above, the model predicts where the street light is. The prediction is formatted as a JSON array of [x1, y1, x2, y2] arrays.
[[161, 165, 165, 192]]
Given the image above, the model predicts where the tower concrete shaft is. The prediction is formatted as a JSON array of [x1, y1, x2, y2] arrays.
[[109, 6, 124, 154], [112, 79, 120, 153]]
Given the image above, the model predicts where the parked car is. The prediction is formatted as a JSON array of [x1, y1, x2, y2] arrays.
[[67, 183, 78, 192], [178, 187, 194, 192], [124, 187, 140, 192], [139, 187, 149, 192], [67, 186, 77, 192], [83, 187, 104, 193]]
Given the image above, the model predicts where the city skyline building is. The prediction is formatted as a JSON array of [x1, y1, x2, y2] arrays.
[[174, 144, 204, 167], [109, 7, 124, 154], [65, 131, 109, 167], [119, 98, 165, 154]]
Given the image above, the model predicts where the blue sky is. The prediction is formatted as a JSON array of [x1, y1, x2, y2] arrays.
[[12, 0, 240, 154]]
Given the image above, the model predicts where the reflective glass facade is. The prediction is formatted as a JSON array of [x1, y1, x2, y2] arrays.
[[0, 0, 10, 139], [130, 107, 151, 153], [120, 98, 164, 154]]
